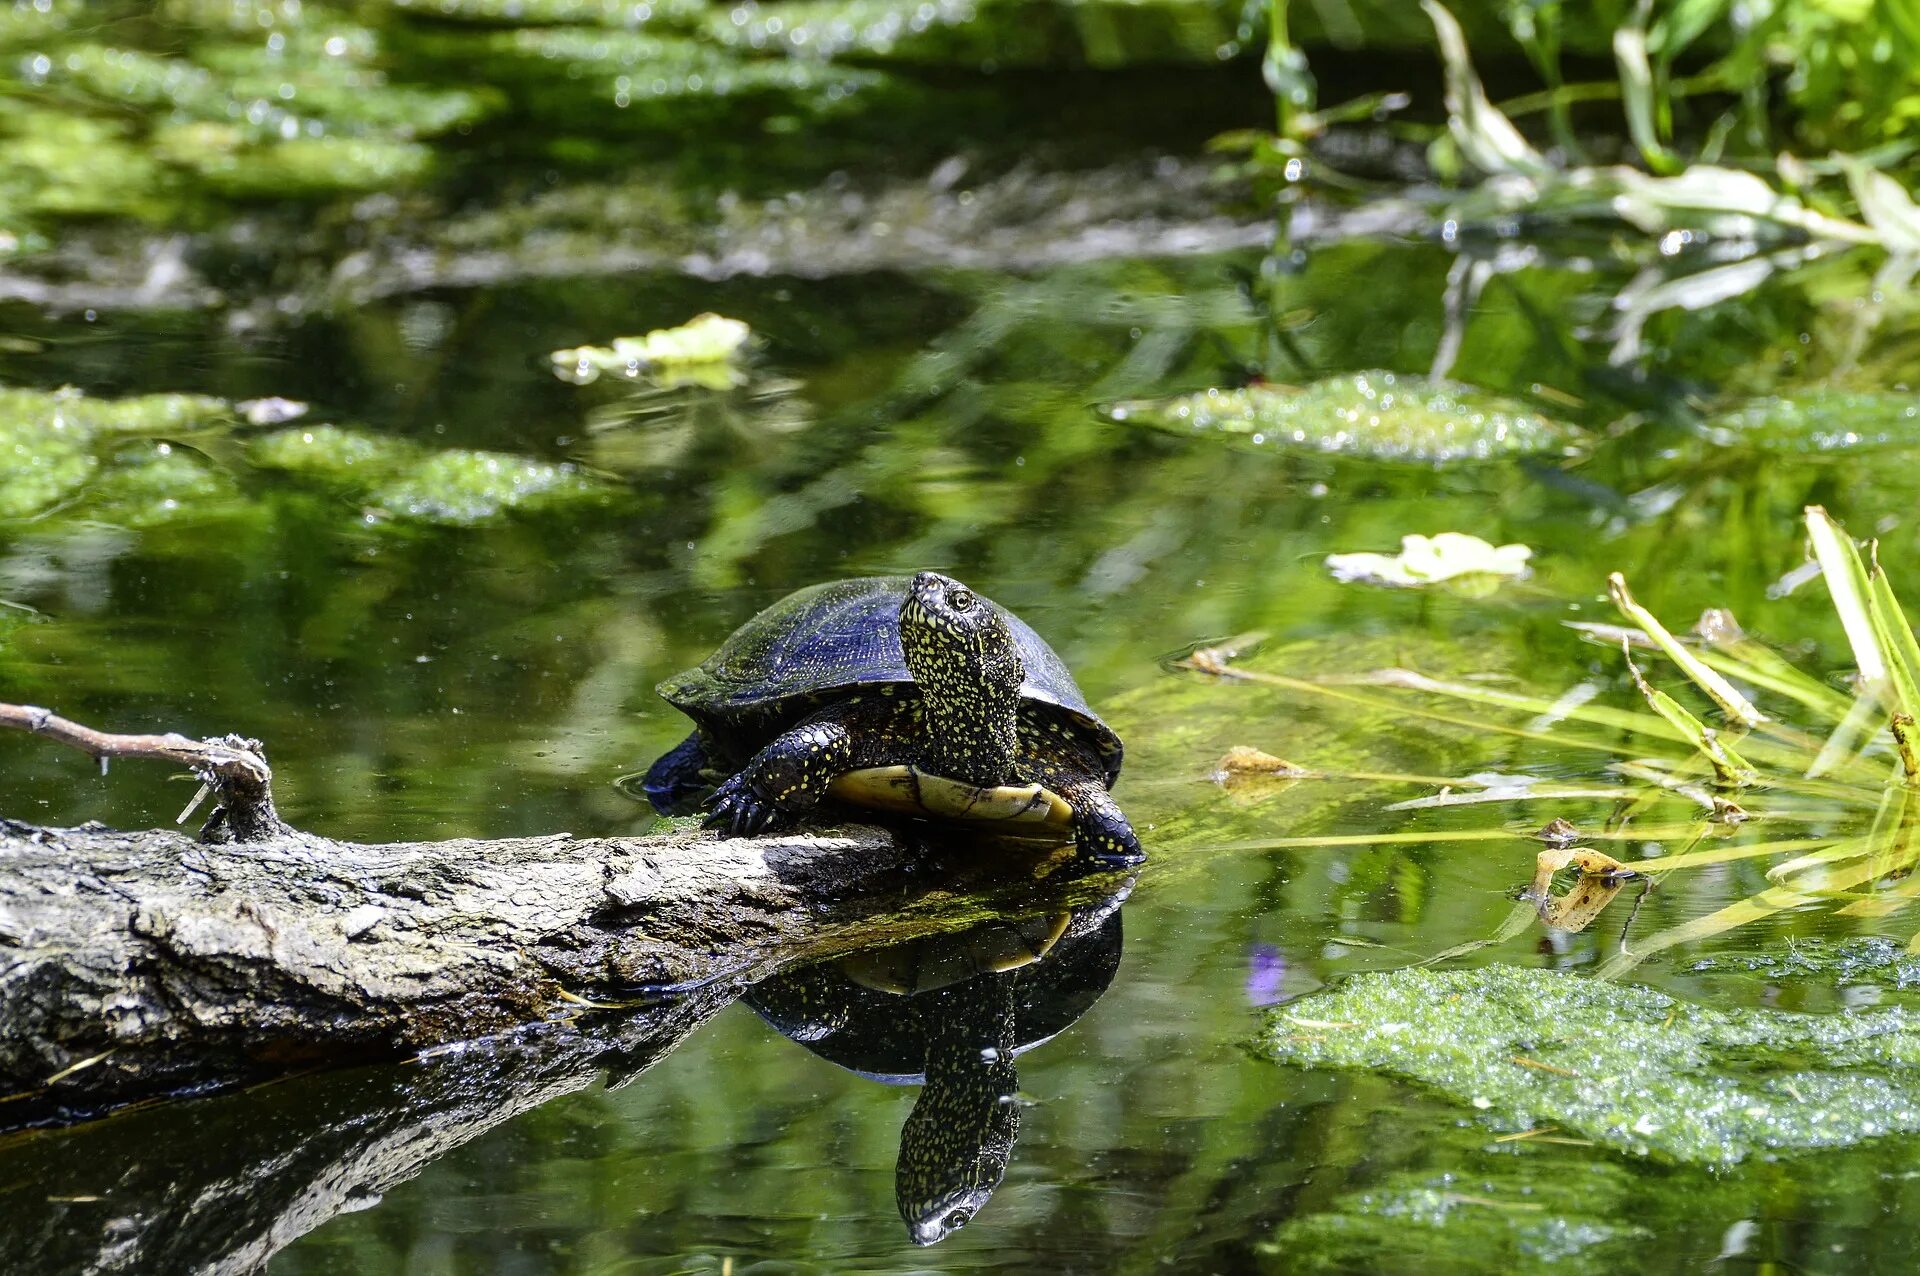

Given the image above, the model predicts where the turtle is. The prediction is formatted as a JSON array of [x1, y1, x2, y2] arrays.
[[744, 890, 1127, 1244], [640, 571, 1141, 864]]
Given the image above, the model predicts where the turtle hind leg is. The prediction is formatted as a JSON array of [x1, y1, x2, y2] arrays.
[[1060, 776, 1145, 867], [638, 732, 714, 815], [709, 712, 859, 836], [1018, 734, 1144, 866]]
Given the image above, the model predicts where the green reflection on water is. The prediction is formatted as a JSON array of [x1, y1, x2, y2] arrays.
[[6, 209, 1920, 1273]]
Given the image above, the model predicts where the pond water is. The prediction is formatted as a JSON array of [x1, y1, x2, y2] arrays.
[[7, 7, 1920, 1273]]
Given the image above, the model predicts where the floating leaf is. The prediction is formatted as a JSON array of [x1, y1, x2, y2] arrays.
[[1105, 372, 1577, 464], [1212, 745, 1310, 785], [552, 313, 752, 387], [1327, 532, 1532, 589]]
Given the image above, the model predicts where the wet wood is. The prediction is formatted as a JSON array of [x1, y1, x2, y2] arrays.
[[0, 703, 1113, 1123]]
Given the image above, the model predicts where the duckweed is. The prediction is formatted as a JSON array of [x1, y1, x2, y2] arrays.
[[77, 443, 241, 528], [1263, 965, 1920, 1163], [388, 0, 707, 26], [1106, 372, 1580, 464]]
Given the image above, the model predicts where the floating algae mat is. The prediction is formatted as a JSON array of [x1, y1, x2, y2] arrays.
[[1705, 390, 1920, 454], [1266, 1159, 1650, 1275], [1263, 966, 1920, 1164], [0, 386, 611, 528], [1105, 371, 1580, 463], [0, 386, 231, 520], [248, 425, 611, 526]]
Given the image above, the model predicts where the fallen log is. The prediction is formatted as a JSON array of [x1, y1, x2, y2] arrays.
[[0, 704, 1121, 1124]]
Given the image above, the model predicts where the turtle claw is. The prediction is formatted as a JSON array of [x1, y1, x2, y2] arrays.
[[708, 775, 778, 837]]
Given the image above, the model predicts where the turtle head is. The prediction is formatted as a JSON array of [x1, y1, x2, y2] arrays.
[[895, 976, 1022, 1246], [899, 572, 1023, 786]]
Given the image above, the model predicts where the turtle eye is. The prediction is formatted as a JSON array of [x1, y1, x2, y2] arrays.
[[948, 587, 974, 612]]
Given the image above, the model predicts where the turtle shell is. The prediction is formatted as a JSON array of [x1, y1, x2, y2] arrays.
[[661, 576, 1122, 784]]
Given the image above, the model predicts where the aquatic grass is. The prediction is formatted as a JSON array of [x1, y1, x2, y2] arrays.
[[1248, 1, 1920, 282], [1187, 506, 1920, 964]]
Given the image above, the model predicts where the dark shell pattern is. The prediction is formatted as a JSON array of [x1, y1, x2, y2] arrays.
[[661, 576, 1123, 781]]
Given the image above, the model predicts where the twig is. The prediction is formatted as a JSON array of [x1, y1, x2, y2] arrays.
[[0, 703, 291, 842]]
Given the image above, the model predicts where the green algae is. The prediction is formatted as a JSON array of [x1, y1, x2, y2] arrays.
[[703, 0, 997, 61], [246, 423, 417, 482], [1707, 392, 1920, 454], [701, 0, 1240, 67], [0, 386, 234, 520], [388, 0, 707, 25], [0, 388, 609, 530], [1688, 937, 1920, 990], [0, 388, 232, 439], [0, 13, 492, 219], [1265, 1160, 1648, 1275], [155, 127, 433, 200], [472, 26, 883, 112], [0, 432, 93, 520], [0, 109, 170, 222], [1105, 372, 1581, 464], [43, 35, 489, 143], [1263, 965, 1920, 1164], [370, 450, 604, 526], [250, 424, 608, 525], [76, 442, 242, 528]]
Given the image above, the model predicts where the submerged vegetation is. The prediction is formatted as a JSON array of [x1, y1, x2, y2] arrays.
[[8, 0, 1920, 1272], [1192, 507, 1920, 967]]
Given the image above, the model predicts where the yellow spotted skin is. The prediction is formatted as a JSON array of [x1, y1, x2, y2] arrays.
[[644, 572, 1141, 864], [742, 890, 1128, 1245]]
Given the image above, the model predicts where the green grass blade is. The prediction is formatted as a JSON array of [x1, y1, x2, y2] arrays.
[[1806, 505, 1896, 702], [1806, 685, 1888, 780], [1342, 668, 1687, 742], [1694, 641, 1856, 725], [1597, 839, 1878, 978], [1632, 836, 1842, 873], [1867, 543, 1920, 752], [1622, 645, 1755, 787], [1610, 572, 1766, 727]]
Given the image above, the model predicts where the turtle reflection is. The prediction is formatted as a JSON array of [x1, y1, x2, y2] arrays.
[[746, 889, 1127, 1245]]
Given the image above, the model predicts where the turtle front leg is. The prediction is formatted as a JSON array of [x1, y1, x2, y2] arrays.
[[709, 713, 857, 836], [639, 731, 714, 815]]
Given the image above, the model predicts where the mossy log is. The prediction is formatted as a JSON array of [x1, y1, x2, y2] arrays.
[[0, 704, 1115, 1126]]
